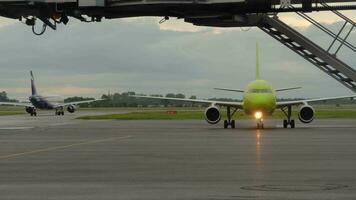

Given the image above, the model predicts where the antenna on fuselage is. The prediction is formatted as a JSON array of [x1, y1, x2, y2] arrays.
[[256, 43, 260, 80]]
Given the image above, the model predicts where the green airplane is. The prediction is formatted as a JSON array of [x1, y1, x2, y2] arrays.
[[133, 44, 355, 129]]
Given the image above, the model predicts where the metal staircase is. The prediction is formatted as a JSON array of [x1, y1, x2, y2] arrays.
[[258, 12, 356, 92]]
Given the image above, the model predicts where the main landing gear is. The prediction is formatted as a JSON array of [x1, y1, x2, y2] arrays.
[[55, 107, 64, 116], [224, 106, 238, 129], [27, 107, 37, 116], [281, 105, 295, 128], [30, 111, 37, 116]]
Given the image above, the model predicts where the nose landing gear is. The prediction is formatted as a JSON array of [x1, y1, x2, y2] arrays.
[[257, 119, 264, 129]]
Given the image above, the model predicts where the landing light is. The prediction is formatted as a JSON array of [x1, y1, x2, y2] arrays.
[[254, 111, 263, 119]]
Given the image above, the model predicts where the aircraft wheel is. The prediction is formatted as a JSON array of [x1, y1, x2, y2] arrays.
[[283, 120, 288, 128], [231, 120, 235, 129], [223, 120, 228, 129], [290, 120, 295, 128]]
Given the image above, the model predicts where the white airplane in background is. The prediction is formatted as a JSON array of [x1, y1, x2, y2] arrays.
[[0, 71, 102, 116]]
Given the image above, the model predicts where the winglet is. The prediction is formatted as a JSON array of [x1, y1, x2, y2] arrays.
[[256, 43, 260, 80]]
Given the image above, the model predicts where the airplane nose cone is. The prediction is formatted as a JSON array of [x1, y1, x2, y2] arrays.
[[252, 103, 270, 112], [244, 95, 276, 115], [253, 100, 271, 108]]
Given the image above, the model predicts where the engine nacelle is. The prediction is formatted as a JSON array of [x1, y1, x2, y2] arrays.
[[25, 106, 35, 114], [67, 105, 77, 113], [204, 106, 221, 124], [298, 105, 315, 123]]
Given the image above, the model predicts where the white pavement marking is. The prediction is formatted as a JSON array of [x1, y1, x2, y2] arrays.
[[0, 127, 34, 130]]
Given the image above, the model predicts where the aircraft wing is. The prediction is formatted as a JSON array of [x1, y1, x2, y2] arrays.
[[275, 87, 302, 92], [59, 99, 104, 107], [276, 95, 356, 107], [131, 95, 243, 108], [0, 102, 32, 107], [214, 88, 244, 93]]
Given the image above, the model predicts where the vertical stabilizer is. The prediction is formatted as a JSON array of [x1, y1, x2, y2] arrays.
[[256, 43, 260, 80], [30, 71, 37, 95]]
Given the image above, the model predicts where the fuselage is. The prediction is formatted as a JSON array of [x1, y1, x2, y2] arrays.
[[242, 80, 277, 117], [29, 95, 58, 110]]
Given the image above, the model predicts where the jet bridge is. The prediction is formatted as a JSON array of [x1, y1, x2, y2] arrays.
[[259, 13, 356, 92], [0, 0, 355, 91]]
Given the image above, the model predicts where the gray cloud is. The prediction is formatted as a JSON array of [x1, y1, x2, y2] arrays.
[[0, 17, 354, 99]]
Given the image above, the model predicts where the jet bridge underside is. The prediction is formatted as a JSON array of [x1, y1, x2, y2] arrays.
[[1, 0, 356, 18], [0, 1, 278, 20], [1, 0, 355, 33], [0, 0, 355, 91]]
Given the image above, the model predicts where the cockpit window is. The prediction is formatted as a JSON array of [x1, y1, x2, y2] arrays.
[[248, 89, 272, 93]]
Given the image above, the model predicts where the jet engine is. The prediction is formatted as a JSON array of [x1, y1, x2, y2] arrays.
[[67, 105, 77, 113], [25, 106, 35, 114], [298, 105, 315, 123], [204, 106, 221, 124]]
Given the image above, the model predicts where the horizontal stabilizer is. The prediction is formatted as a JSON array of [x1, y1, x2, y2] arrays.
[[214, 88, 244, 93], [275, 87, 302, 92]]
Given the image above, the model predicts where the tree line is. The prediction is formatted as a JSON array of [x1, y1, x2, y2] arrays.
[[0, 91, 18, 102], [64, 92, 210, 107]]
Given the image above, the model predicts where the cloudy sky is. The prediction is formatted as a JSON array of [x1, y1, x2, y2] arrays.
[[0, 11, 355, 99]]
